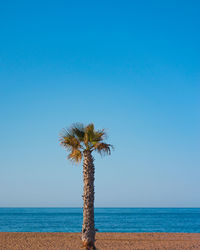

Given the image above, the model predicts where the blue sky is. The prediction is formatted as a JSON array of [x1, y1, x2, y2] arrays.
[[0, 0, 199, 207]]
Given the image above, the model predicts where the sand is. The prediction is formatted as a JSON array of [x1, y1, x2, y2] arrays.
[[0, 232, 200, 249]]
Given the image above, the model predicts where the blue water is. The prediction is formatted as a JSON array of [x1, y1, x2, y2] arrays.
[[0, 208, 199, 233]]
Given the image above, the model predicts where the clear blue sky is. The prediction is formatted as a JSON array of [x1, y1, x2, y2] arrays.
[[0, 0, 199, 207]]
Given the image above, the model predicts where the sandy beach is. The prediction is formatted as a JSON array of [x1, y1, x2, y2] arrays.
[[0, 232, 199, 249]]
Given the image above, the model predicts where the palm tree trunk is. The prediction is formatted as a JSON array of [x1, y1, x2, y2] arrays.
[[82, 150, 95, 249]]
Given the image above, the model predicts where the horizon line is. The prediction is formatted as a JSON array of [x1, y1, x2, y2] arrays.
[[0, 206, 200, 209]]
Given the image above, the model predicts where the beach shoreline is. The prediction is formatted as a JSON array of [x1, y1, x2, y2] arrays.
[[0, 232, 200, 249]]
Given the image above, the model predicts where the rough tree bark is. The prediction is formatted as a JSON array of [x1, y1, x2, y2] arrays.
[[82, 150, 96, 249]]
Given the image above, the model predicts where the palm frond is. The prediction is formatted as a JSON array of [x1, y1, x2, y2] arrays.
[[92, 129, 107, 142], [60, 128, 81, 151], [93, 142, 113, 156], [68, 149, 83, 163], [84, 123, 95, 148], [71, 123, 85, 142], [84, 124, 108, 147]]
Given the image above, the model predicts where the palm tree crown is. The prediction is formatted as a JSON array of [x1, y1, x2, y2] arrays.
[[60, 123, 113, 163]]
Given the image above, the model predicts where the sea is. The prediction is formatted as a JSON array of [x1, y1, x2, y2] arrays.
[[0, 208, 199, 233]]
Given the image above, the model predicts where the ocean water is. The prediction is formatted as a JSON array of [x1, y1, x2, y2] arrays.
[[0, 208, 199, 233]]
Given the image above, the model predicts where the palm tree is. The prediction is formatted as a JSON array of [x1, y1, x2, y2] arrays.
[[60, 123, 113, 249]]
